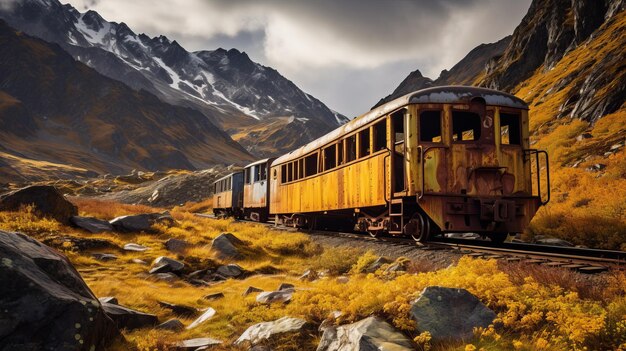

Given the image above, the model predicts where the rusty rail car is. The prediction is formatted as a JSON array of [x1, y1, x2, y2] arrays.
[[217, 86, 550, 242], [212, 171, 244, 218]]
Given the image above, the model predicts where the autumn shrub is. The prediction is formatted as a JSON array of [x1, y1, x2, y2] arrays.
[[0, 205, 61, 235]]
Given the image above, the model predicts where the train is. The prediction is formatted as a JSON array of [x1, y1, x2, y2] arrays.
[[213, 86, 550, 242]]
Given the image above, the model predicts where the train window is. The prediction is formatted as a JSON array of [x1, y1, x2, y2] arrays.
[[500, 113, 521, 145], [452, 111, 481, 142], [337, 140, 344, 165], [392, 111, 405, 143], [420, 111, 442, 142], [227, 177, 231, 191], [305, 153, 318, 176], [346, 135, 357, 163], [324, 144, 336, 171], [287, 162, 293, 182], [373, 120, 386, 151], [259, 163, 267, 181], [244, 169, 250, 184], [298, 159, 304, 179], [281, 164, 287, 183], [359, 128, 371, 158]]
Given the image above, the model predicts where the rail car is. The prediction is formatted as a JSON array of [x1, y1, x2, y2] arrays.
[[213, 86, 550, 242], [212, 171, 244, 218], [242, 158, 275, 221]]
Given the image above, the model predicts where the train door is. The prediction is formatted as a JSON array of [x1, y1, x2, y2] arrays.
[[391, 109, 407, 195]]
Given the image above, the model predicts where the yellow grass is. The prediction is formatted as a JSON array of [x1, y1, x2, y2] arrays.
[[2, 200, 625, 351]]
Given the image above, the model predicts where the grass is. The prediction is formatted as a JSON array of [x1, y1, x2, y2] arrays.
[[2, 198, 625, 351]]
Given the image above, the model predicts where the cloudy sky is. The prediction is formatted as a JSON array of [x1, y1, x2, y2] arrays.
[[64, 0, 531, 117]]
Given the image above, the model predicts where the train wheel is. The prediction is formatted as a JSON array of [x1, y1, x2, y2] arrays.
[[405, 213, 430, 242], [368, 229, 383, 238]]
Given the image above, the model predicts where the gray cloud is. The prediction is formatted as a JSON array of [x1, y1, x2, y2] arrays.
[[63, 0, 531, 116]]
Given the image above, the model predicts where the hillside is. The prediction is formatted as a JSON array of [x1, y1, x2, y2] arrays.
[[0, 0, 349, 157], [0, 20, 253, 181], [381, 0, 626, 248]]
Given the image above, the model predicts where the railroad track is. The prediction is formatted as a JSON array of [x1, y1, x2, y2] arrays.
[[195, 214, 625, 273]]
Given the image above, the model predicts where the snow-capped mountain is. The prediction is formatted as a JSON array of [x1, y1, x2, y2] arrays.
[[0, 0, 349, 156]]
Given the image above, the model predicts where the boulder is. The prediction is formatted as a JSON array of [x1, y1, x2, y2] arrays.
[[92, 253, 118, 261], [124, 243, 149, 252], [0, 230, 119, 350], [43, 236, 119, 252], [243, 286, 264, 296], [410, 286, 495, 341], [278, 283, 295, 291], [156, 318, 184, 331], [153, 273, 179, 282], [70, 216, 114, 233], [165, 238, 192, 253], [299, 269, 318, 281], [158, 301, 197, 317], [132, 258, 148, 265], [99, 296, 119, 305], [150, 256, 185, 274], [186, 307, 217, 329], [210, 233, 244, 259], [235, 317, 308, 345], [101, 302, 159, 330], [109, 212, 173, 233], [316, 316, 414, 351], [256, 290, 293, 304], [216, 264, 244, 278], [365, 257, 391, 273], [204, 292, 225, 300], [0, 186, 77, 224], [175, 337, 222, 350]]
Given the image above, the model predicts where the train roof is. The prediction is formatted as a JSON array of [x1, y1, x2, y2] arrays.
[[272, 86, 528, 165], [244, 158, 274, 168], [213, 171, 243, 184]]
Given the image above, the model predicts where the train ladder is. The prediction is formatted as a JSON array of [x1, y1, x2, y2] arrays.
[[389, 198, 404, 235]]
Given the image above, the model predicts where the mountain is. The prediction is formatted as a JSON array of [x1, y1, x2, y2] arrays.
[[0, 20, 253, 181], [379, 0, 626, 249], [0, 0, 349, 157], [375, 36, 511, 107]]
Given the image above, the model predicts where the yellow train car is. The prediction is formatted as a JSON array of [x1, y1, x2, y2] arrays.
[[212, 171, 244, 218], [243, 158, 275, 221], [269, 86, 549, 242]]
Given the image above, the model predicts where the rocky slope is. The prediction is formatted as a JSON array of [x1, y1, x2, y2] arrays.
[[0, 20, 253, 181], [0, 0, 349, 156]]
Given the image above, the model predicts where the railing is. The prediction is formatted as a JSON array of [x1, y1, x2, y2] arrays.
[[524, 149, 550, 205]]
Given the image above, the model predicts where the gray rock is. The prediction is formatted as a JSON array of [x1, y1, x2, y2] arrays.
[[153, 273, 179, 282], [410, 286, 495, 341], [150, 256, 185, 273], [336, 276, 350, 284], [278, 283, 295, 291], [316, 316, 414, 351], [71, 216, 114, 233], [235, 316, 307, 345], [216, 264, 244, 278], [0, 230, 119, 350], [365, 257, 391, 273], [158, 301, 197, 317], [101, 302, 159, 330], [299, 269, 318, 281], [92, 253, 118, 261], [204, 292, 225, 300], [132, 258, 148, 265], [165, 238, 192, 253], [0, 186, 77, 224], [384, 260, 409, 273], [211, 233, 244, 259], [575, 133, 593, 141], [99, 296, 119, 305], [250, 346, 272, 351], [243, 286, 264, 296], [256, 290, 293, 304], [610, 143, 623, 150], [186, 307, 217, 329], [156, 318, 184, 331], [175, 337, 222, 349], [110, 212, 174, 233], [124, 243, 149, 252]]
